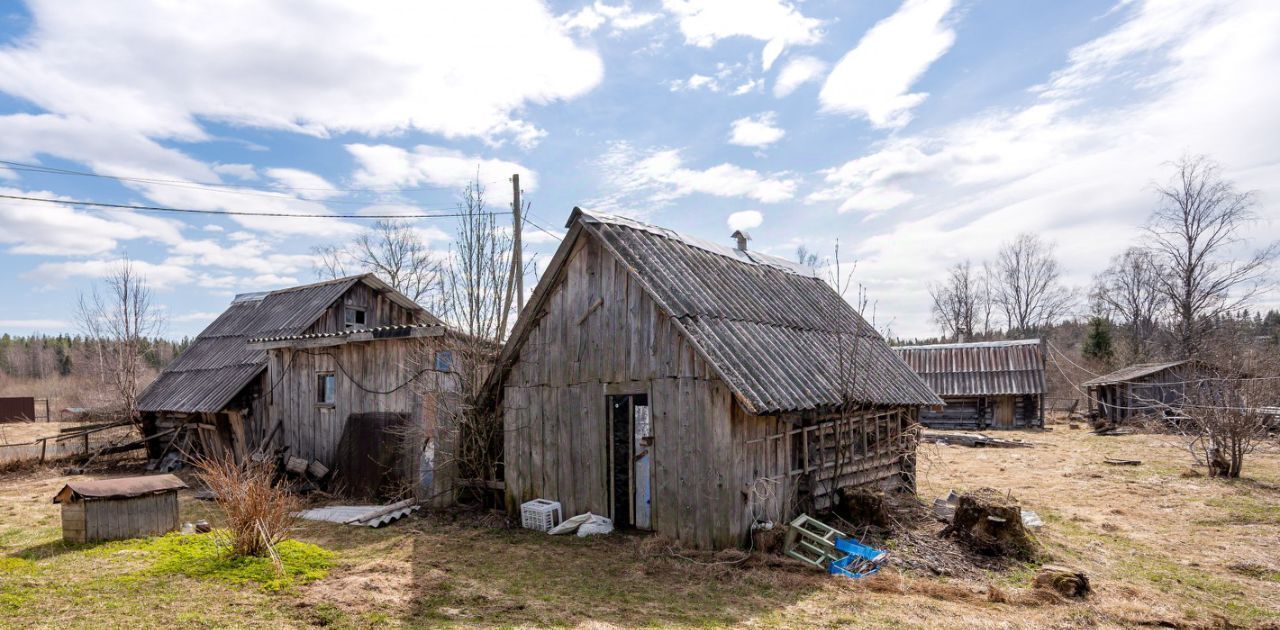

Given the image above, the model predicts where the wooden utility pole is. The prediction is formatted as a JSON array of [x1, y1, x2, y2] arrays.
[[511, 173, 524, 311]]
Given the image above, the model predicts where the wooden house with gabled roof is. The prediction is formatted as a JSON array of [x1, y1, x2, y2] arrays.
[[486, 209, 942, 549], [139, 274, 461, 500]]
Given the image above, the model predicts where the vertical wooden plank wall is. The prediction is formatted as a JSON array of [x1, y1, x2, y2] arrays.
[[502, 235, 742, 548]]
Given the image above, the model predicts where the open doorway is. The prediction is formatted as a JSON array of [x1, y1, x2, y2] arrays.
[[608, 393, 651, 530]]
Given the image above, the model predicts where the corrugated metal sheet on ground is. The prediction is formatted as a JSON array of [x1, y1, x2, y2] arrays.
[[296, 503, 420, 527], [893, 339, 1046, 397], [138, 276, 361, 413], [577, 210, 942, 413]]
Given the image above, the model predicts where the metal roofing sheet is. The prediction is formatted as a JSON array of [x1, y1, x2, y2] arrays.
[[892, 340, 1046, 397], [577, 211, 942, 412], [1081, 360, 1189, 387], [138, 276, 361, 413]]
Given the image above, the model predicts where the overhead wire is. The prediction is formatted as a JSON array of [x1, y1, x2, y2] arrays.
[[0, 193, 512, 219], [0, 158, 509, 194]]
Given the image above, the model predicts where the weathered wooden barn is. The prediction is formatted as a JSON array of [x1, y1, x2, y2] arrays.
[[487, 209, 942, 549], [893, 339, 1046, 430], [138, 274, 459, 500], [53, 474, 187, 542], [1082, 360, 1215, 423]]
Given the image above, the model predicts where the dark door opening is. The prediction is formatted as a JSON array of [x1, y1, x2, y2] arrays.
[[608, 393, 650, 530]]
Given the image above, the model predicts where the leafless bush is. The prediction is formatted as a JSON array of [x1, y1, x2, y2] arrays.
[[193, 455, 299, 557], [1179, 337, 1280, 478]]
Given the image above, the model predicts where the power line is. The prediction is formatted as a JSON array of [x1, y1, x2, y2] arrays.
[[0, 158, 507, 195], [0, 193, 511, 219], [522, 215, 564, 241]]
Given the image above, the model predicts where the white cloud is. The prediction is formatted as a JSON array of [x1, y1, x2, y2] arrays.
[[212, 163, 258, 180], [0, 114, 360, 238], [202, 224, 224, 232], [819, 0, 956, 128], [670, 73, 719, 92], [170, 311, 222, 323], [0, 1, 603, 148], [264, 168, 340, 200], [560, 2, 660, 35], [0, 186, 185, 255], [729, 112, 785, 148], [727, 210, 763, 231], [663, 0, 823, 70], [811, 0, 1280, 337], [732, 79, 762, 95], [773, 55, 827, 98], [347, 144, 536, 206], [27, 258, 194, 289], [585, 142, 798, 216]]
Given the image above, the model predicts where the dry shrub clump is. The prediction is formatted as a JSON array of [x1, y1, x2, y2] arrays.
[[194, 456, 299, 557]]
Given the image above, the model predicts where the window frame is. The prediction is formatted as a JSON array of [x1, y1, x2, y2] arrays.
[[316, 371, 336, 406], [344, 306, 367, 329]]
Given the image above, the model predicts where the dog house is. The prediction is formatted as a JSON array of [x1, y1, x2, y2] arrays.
[[53, 474, 187, 542]]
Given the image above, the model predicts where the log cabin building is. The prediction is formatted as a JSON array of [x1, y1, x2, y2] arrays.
[[486, 209, 942, 549], [138, 274, 459, 500], [1082, 360, 1215, 424], [893, 339, 1046, 430]]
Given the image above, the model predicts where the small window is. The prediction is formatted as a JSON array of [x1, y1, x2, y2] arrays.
[[344, 307, 366, 329], [434, 351, 454, 373], [317, 372, 335, 405]]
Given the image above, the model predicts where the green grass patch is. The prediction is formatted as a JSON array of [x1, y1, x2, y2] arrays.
[[1201, 495, 1280, 526], [90, 531, 333, 592]]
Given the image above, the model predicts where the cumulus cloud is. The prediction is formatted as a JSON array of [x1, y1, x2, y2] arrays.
[[812, 0, 1280, 337], [27, 258, 194, 289], [819, 0, 956, 128], [773, 55, 827, 98], [585, 141, 798, 217], [663, 0, 823, 70], [727, 210, 763, 231], [346, 144, 536, 206], [0, 1, 603, 148], [560, 1, 660, 35], [729, 112, 785, 148]]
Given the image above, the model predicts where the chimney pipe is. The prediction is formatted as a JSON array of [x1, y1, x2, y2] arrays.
[[731, 230, 750, 252]]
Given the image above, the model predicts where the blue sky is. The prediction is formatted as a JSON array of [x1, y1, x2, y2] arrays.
[[0, 0, 1277, 339]]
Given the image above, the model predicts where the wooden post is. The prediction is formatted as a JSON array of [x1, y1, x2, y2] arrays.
[[512, 173, 524, 311]]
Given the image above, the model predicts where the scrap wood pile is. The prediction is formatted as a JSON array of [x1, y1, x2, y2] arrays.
[[921, 430, 1034, 448]]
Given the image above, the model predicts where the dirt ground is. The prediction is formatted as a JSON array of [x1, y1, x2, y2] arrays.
[[1, 425, 1278, 628]]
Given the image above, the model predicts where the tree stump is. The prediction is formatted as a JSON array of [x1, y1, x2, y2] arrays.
[[941, 488, 1039, 560], [1033, 565, 1090, 598]]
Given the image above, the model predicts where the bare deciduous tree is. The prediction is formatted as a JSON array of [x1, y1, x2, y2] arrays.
[[1146, 154, 1278, 358], [1090, 247, 1167, 361], [313, 219, 444, 309], [990, 233, 1075, 336], [929, 260, 985, 341], [75, 257, 164, 424], [1180, 337, 1279, 478]]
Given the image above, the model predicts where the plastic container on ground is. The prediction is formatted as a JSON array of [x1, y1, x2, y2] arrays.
[[520, 498, 563, 532]]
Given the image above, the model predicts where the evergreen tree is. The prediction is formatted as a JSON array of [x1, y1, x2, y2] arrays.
[[1082, 316, 1115, 364]]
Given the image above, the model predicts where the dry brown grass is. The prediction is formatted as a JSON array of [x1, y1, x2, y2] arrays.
[[192, 456, 298, 558]]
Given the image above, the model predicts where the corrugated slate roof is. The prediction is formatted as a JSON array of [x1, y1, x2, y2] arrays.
[[568, 209, 942, 413], [138, 276, 363, 413], [1081, 360, 1189, 387], [893, 339, 1046, 397]]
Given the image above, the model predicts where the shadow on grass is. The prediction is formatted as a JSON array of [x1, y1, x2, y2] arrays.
[[402, 521, 824, 627], [7, 537, 102, 561]]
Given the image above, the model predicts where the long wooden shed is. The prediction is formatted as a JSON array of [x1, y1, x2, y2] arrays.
[[893, 339, 1046, 430], [1082, 360, 1215, 423], [487, 209, 941, 549], [53, 474, 187, 542]]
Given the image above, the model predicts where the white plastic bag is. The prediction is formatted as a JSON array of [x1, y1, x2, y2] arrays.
[[576, 514, 613, 537], [546, 512, 613, 537]]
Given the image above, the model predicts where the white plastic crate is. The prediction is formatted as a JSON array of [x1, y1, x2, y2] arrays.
[[520, 498, 563, 532]]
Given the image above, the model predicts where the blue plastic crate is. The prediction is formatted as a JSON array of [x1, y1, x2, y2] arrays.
[[827, 537, 888, 579]]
